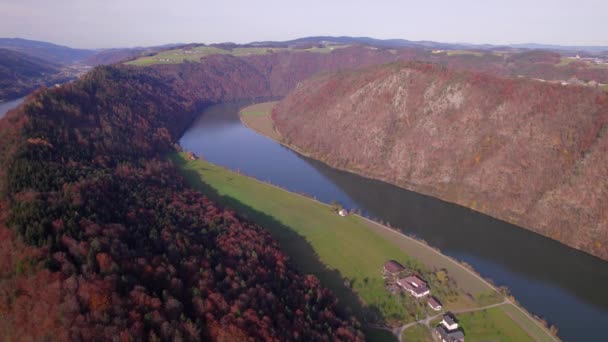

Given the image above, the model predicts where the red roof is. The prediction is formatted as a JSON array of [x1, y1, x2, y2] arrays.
[[383, 260, 405, 273], [428, 296, 442, 308], [398, 276, 429, 295]]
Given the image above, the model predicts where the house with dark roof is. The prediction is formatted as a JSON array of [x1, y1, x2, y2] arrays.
[[440, 313, 458, 330], [397, 275, 430, 298], [383, 260, 405, 277], [428, 296, 442, 311], [435, 313, 464, 342], [435, 325, 465, 342]]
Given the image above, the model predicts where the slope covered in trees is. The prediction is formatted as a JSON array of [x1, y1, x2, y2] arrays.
[[272, 62, 608, 261], [0, 48, 73, 101], [0, 65, 363, 340]]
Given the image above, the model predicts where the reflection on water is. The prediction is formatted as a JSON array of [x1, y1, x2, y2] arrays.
[[180, 101, 608, 341]]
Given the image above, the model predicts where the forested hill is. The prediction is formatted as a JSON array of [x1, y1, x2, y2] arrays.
[[272, 61, 608, 261], [0, 48, 70, 101], [0, 65, 363, 340]]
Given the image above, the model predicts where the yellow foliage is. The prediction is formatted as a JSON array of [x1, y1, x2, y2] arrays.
[[436, 270, 448, 283]]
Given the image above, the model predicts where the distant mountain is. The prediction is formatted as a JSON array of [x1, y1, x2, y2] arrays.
[[510, 43, 608, 53], [250, 36, 608, 54], [0, 38, 94, 65], [250, 36, 466, 50], [0, 48, 69, 101]]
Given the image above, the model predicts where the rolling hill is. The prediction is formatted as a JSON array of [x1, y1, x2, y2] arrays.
[[0, 38, 94, 65], [0, 48, 71, 101]]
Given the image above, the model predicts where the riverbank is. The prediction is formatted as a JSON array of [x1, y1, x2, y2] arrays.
[[170, 150, 558, 341]]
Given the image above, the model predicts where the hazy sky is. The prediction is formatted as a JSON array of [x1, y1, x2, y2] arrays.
[[1, 0, 606, 49]]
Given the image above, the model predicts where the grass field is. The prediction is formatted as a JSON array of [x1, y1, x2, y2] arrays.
[[402, 324, 433, 342], [127, 45, 348, 66], [169, 152, 558, 340], [240, 102, 282, 141], [170, 105, 562, 340], [457, 306, 534, 342], [241, 102, 501, 298], [500, 304, 556, 342], [446, 50, 485, 57], [171, 152, 449, 324]]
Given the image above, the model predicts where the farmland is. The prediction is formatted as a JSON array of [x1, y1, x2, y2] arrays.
[[126, 44, 349, 66], [169, 152, 499, 324]]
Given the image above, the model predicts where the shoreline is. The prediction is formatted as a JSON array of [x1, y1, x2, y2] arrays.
[[241, 106, 608, 264], [234, 111, 557, 340]]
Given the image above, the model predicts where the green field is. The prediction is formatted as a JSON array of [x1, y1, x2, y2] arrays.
[[127, 44, 348, 66], [170, 152, 449, 323], [446, 50, 485, 57], [169, 151, 557, 341], [457, 306, 535, 342], [500, 304, 557, 342], [402, 324, 433, 342]]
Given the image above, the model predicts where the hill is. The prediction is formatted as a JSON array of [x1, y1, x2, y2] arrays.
[[272, 62, 608, 261], [0, 48, 74, 101], [0, 64, 363, 340], [0, 38, 94, 65]]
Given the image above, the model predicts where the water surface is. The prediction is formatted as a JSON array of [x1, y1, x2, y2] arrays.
[[0, 97, 25, 119], [181, 101, 608, 341]]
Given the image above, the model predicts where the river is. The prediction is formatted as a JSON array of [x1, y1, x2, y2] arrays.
[[0, 97, 25, 119], [180, 101, 608, 341]]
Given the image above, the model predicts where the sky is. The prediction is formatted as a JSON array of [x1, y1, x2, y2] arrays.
[[0, 0, 607, 49]]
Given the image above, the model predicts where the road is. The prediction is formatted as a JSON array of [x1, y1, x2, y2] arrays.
[[393, 299, 511, 341]]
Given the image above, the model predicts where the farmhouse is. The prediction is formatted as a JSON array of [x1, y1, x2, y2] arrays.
[[435, 313, 464, 342], [383, 260, 405, 277], [397, 275, 430, 298], [435, 326, 465, 342], [428, 296, 443, 311], [338, 208, 348, 217], [440, 313, 458, 330]]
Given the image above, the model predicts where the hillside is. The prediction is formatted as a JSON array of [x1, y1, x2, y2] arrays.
[[0, 38, 94, 65], [0, 48, 72, 101], [0, 64, 363, 340], [272, 62, 608, 261]]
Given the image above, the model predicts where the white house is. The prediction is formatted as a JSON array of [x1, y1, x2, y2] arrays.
[[338, 209, 348, 217], [428, 296, 442, 311], [397, 275, 430, 298], [440, 314, 458, 331]]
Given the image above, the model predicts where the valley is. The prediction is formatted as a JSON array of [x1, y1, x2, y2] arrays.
[[2, 36, 608, 341], [224, 100, 608, 341]]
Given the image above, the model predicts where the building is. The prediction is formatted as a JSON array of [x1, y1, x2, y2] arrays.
[[383, 260, 405, 277], [397, 275, 430, 298], [435, 313, 464, 342], [338, 208, 348, 216], [428, 296, 443, 311], [440, 313, 458, 330], [435, 326, 465, 342]]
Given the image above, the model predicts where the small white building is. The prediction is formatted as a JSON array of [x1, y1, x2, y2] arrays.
[[440, 314, 459, 331], [428, 296, 443, 311], [338, 209, 348, 217]]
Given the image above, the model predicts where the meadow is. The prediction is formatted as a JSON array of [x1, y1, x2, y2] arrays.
[[126, 44, 348, 66]]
